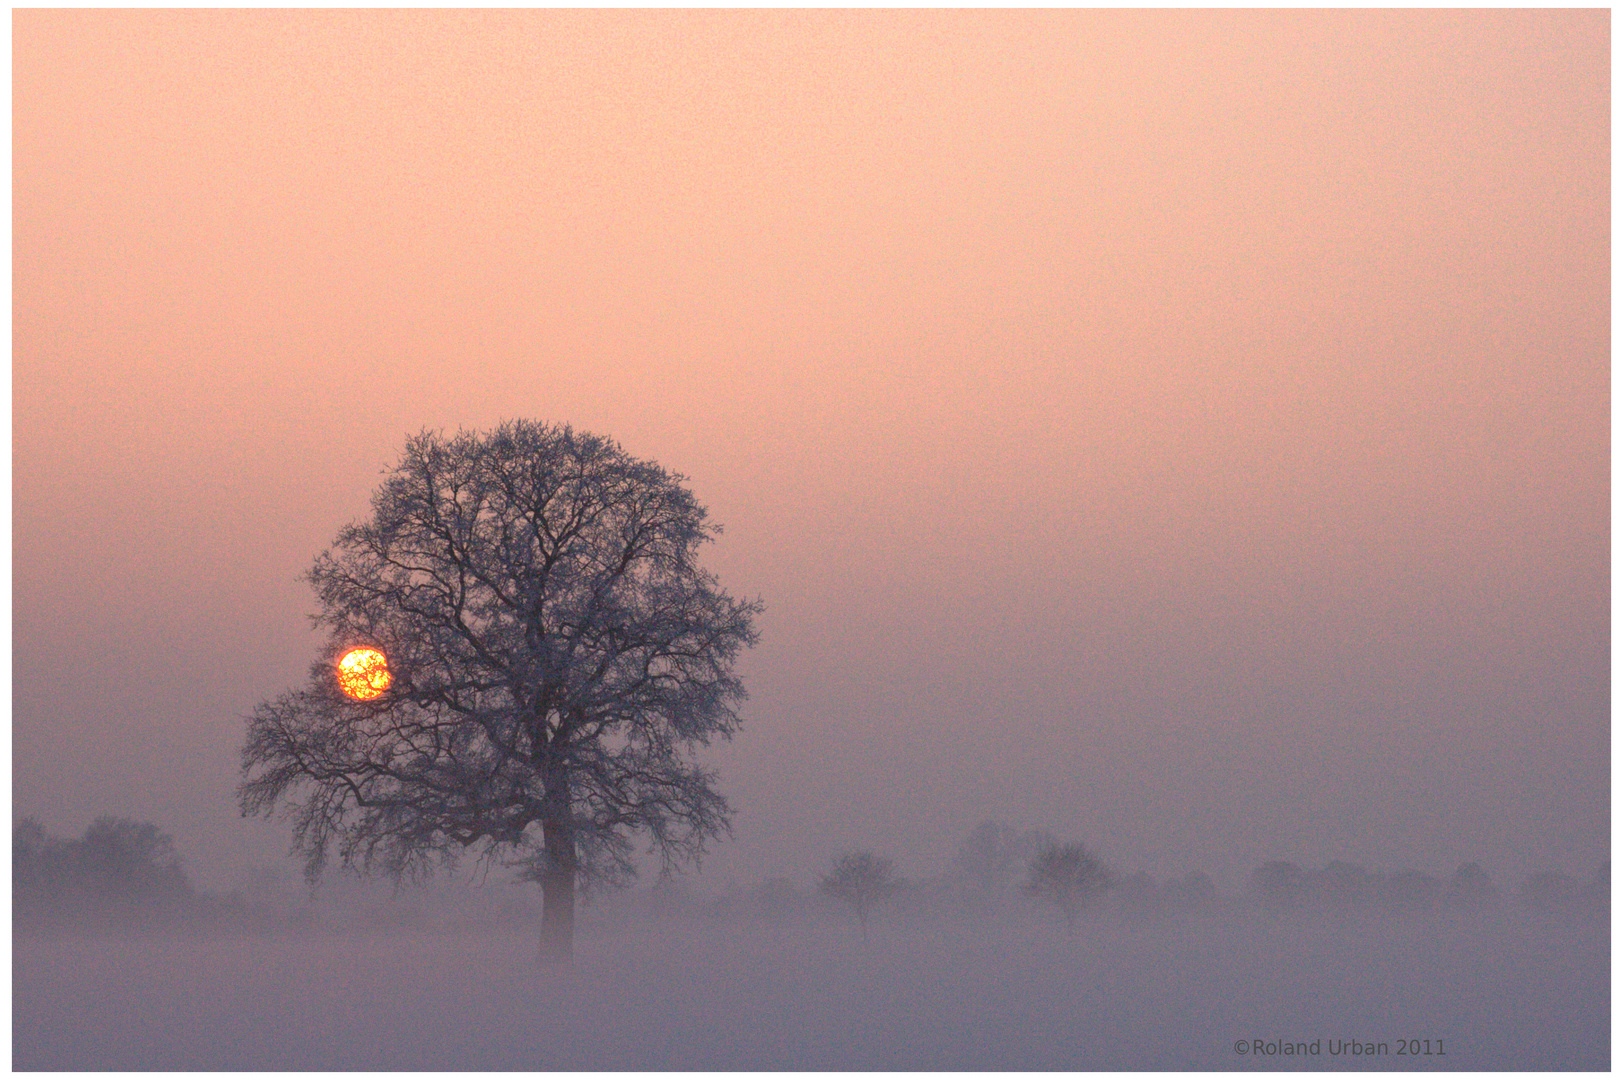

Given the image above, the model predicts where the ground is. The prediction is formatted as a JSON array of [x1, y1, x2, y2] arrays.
[[13, 908, 1607, 1069]]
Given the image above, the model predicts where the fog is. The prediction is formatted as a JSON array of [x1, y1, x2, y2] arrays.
[[13, 815, 1610, 1068], [13, 862, 1609, 1070], [12, 9, 1609, 1070]]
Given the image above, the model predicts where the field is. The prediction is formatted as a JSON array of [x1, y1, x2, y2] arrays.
[[13, 906, 1607, 1070]]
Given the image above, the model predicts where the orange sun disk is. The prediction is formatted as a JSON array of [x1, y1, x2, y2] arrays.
[[337, 647, 391, 700]]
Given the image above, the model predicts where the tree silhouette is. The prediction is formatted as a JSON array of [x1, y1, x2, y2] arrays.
[[76, 817, 190, 900], [820, 851, 901, 938], [240, 422, 761, 962], [1023, 841, 1111, 927], [14, 816, 193, 921]]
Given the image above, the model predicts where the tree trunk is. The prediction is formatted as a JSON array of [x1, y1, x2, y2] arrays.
[[538, 816, 576, 964]]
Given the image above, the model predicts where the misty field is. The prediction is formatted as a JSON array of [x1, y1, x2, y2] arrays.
[[14, 908, 1606, 1070]]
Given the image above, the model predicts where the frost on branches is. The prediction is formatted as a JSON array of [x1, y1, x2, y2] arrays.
[[240, 422, 761, 962]]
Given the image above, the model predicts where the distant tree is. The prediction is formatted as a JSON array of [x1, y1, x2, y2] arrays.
[[239, 422, 762, 963], [14, 816, 192, 920], [76, 817, 190, 900], [1023, 841, 1111, 927], [13, 816, 58, 896], [1249, 861, 1309, 909], [1443, 862, 1498, 911], [820, 852, 901, 937]]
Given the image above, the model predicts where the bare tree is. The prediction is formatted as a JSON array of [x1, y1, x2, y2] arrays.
[[820, 851, 901, 937], [239, 422, 762, 962], [14, 817, 194, 924], [1023, 841, 1111, 927]]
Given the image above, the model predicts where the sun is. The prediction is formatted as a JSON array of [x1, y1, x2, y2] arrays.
[[336, 647, 391, 700]]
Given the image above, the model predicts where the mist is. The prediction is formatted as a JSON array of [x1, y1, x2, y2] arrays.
[[13, 822, 1609, 1069], [13, 8, 1608, 1070]]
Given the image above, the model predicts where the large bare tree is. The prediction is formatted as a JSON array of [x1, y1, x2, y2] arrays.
[[240, 422, 761, 961]]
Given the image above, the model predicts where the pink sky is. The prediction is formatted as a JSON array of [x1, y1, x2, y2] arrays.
[[14, 10, 1608, 891]]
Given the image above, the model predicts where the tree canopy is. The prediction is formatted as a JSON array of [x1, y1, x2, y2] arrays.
[[240, 421, 761, 959], [14, 816, 194, 924], [1023, 841, 1111, 926], [820, 851, 902, 935]]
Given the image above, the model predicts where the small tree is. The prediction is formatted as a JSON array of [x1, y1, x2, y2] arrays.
[[820, 851, 901, 937], [239, 422, 762, 962], [1023, 841, 1110, 927]]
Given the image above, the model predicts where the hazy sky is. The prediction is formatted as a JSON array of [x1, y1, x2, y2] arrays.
[[14, 10, 1608, 892]]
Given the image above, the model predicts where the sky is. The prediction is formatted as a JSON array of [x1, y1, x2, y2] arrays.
[[13, 9, 1609, 894]]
